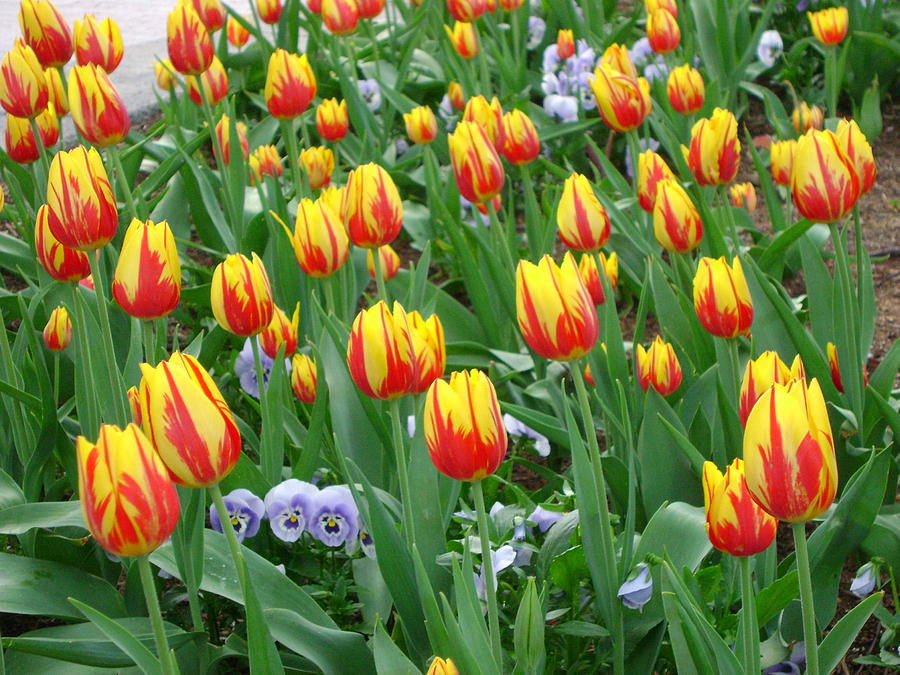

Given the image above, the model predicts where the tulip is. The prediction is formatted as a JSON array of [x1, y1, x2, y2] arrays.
[[46, 146, 117, 251], [652, 178, 702, 253], [791, 102, 823, 134], [516, 253, 599, 361], [499, 0, 523, 8], [448, 121, 505, 205], [445, 22, 479, 59], [693, 256, 753, 339], [791, 129, 859, 223], [249, 144, 283, 184], [186, 55, 227, 106], [366, 244, 401, 281], [127, 386, 142, 426], [166, 3, 214, 76], [646, 0, 677, 17], [342, 162, 403, 248], [424, 369, 507, 481], [291, 354, 317, 403], [5, 106, 58, 164], [319, 185, 344, 217], [215, 115, 249, 164], [743, 377, 836, 521], [647, 8, 680, 54], [139, 352, 242, 488], [67, 64, 129, 146], [346, 300, 417, 399], [557, 173, 610, 252], [191, 0, 226, 32], [769, 139, 796, 187], [835, 119, 876, 195], [34, 204, 91, 282], [584, 364, 596, 386], [210, 253, 274, 337], [316, 98, 349, 142], [357, 0, 385, 19], [265, 50, 316, 120], [18, 0, 73, 68], [73, 15, 123, 73], [636, 335, 682, 396], [299, 146, 334, 190], [462, 95, 504, 150], [448, 81, 466, 111], [739, 350, 792, 427], [257, 0, 284, 24], [808, 7, 848, 46], [289, 198, 349, 278], [599, 43, 637, 78], [43, 305, 72, 351], [500, 109, 540, 165], [556, 29, 575, 59], [703, 459, 777, 556], [404, 105, 438, 145], [154, 60, 177, 92], [730, 182, 757, 212], [826, 341, 867, 394], [76, 424, 180, 556], [685, 108, 740, 186], [426, 657, 460, 675], [226, 15, 251, 47], [111, 219, 181, 320], [578, 252, 618, 305], [448, 0, 487, 22], [589, 65, 651, 133], [0, 41, 49, 118], [637, 150, 676, 212], [45, 67, 67, 116], [666, 64, 704, 115], [408, 310, 446, 393], [322, 0, 359, 35], [260, 303, 300, 359]]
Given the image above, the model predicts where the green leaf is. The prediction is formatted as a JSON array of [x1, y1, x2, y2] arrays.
[[0, 468, 25, 509], [818, 592, 883, 675], [0, 501, 86, 534], [265, 608, 375, 675], [67, 599, 161, 675], [373, 620, 419, 675], [754, 570, 798, 627]]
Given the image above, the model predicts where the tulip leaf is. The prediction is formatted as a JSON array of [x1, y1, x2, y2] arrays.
[[373, 620, 419, 675], [0, 500, 86, 534], [754, 569, 798, 628], [818, 592, 883, 675], [264, 608, 374, 675]]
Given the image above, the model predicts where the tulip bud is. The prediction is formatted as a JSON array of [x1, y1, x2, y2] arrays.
[[191, 0, 227, 33], [34, 204, 91, 281], [260, 303, 300, 359], [408, 311, 446, 393], [289, 198, 349, 278], [516, 253, 599, 361], [729, 182, 757, 212], [18, 0, 74, 68], [835, 119, 876, 195], [210, 253, 275, 337], [319, 185, 344, 217], [808, 7, 848, 46], [425, 657, 460, 675], [215, 115, 249, 164], [73, 15, 123, 73], [127, 386, 142, 426], [366, 244, 401, 281], [743, 377, 837, 521], [186, 55, 228, 106], [77, 424, 181, 556], [769, 139, 796, 187], [0, 41, 49, 118], [666, 64, 704, 115], [578, 252, 618, 305], [647, 0, 677, 16], [299, 146, 335, 190], [342, 163, 403, 248], [584, 363, 596, 386], [67, 64, 130, 146], [322, 0, 360, 35], [249, 144, 283, 184], [5, 106, 58, 163], [45, 67, 67, 116], [739, 351, 794, 427], [316, 98, 350, 142], [647, 8, 680, 54], [448, 0, 487, 22], [346, 300, 417, 399], [599, 43, 637, 79], [703, 459, 777, 556], [791, 102, 824, 134], [425, 369, 507, 481], [404, 105, 438, 145], [636, 335, 682, 396], [166, 3, 214, 76], [139, 352, 242, 488], [448, 81, 466, 111], [448, 121, 505, 205], [462, 95, 504, 150], [43, 305, 72, 351], [155, 59, 177, 91], [556, 29, 575, 59], [826, 341, 867, 394], [637, 150, 676, 212], [445, 22, 479, 59], [499, 0, 524, 8], [791, 129, 859, 223], [357, 0, 385, 19], [226, 15, 251, 47], [291, 353, 318, 403], [652, 179, 702, 253], [693, 256, 753, 339], [112, 219, 181, 320], [257, 0, 284, 24], [557, 173, 610, 252], [46, 145, 118, 251], [265, 49, 316, 120], [500, 109, 540, 165], [589, 65, 651, 133], [685, 108, 740, 186]]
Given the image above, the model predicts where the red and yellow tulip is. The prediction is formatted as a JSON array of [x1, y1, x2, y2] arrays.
[[652, 178, 702, 253], [0, 41, 49, 118], [249, 144, 283, 184], [447, 0, 487, 22], [693, 256, 753, 339], [404, 105, 438, 145], [366, 244, 401, 281], [226, 15, 251, 47], [257, 0, 284, 23], [685, 108, 740, 186], [557, 173, 610, 252], [637, 149, 676, 212], [556, 29, 575, 59], [186, 55, 228, 106], [67, 64, 130, 146], [5, 106, 58, 164], [215, 115, 249, 164], [578, 252, 618, 306], [346, 300, 417, 400], [166, 3, 214, 76], [357, 0, 385, 19], [599, 43, 637, 78], [265, 50, 316, 120], [445, 21, 479, 59], [462, 95, 505, 150], [299, 146, 335, 190], [190, 0, 227, 33], [500, 109, 540, 165], [112, 219, 181, 320], [808, 7, 848, 45], [291, 353, 317, 404], [666, 64, 704, 115], [289, 197, 349, 278], [792, 102, 823, 135], [210, 253, 274, 337], [647, 8, 679, 54], [739, 350, 793, 427], [45, 67, 68, 115], [703, 459, 777, 557], [42, 305, 72, 352], [646, 0, 677, 17], [791, 129, 859, 223], [636, 335, 682, 396], [448, 81, 465, 111], [342, 162, 404, 248], [18, 0, 73, 68], [769, 139, 796, 187], [835, 119, 876, 195], [34, 204, 91, 282], [260, 303, 300, 359], [73, 15, 123, 73], [408, 311, 446, 394], [589, 64, 651, 133], [154, 59, 177, 91], [316, 98, 350, 142], [322, 0, 359, 35], [826, 341, 867, 394]]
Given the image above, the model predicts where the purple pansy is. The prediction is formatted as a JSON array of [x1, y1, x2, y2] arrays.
[[210, 488, 265, 543], [618, 562, 653, 611], [309, 485, 360, 547], [264, 479, 319, 543]]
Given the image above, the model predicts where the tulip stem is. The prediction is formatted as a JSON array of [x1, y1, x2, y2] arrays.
[[281, 118, 305, 203], [71, 284, 100, 437], [52, 351, 60, 411], [137, 555, 177, 675], [250, 337, 278, 483], [197, 84, 239, 243], [88, 251, 129, 427], [519, 166, 542, 260], [106, 144, 140, 221], [825, 45, 838, 119], [739, 556, 758, 675], [472, 479, 502, 668], [792, 522, 819, 675], [142, 319, 156, 365], [721, 187, 742, 256], [388, 400, 416, 550], [373, 244, 390, 304], [28, 118, 51, 189]]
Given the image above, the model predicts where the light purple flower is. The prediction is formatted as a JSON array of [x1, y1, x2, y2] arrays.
[[264, 479, 319, 543], [210, 488, 265, 543], [474, 544, 518, 602], [757, 30, 783, 68], [629, 37, 654, 69], [526, 16, 546, 50], [358, 79, 382, 112], [528, 505, 565, 533], [618, 562, 653, 610], [849, 562, 877, 598], [503, 413, 551, 457], [543, 94, 579, 123], [542, 44, 561, 73], [234, 338, 291, 399], [309, 485, 360, 547], [407, 414, 416, 438], [395, 138, 410, 156], [643, 62, 669, 84], [359, 528, 376, 558], [763, 642, 805, 675]]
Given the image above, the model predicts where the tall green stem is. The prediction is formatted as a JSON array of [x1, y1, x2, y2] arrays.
[[825, 45, 838, 119], [281, 118, 305, 202], [106, 144, 141, 221], [197, 85, 239, 241], [250, 338, 278, 483], [71, 284, 100, 437], [373, 244, 389, 304], [29, 118, 51, 184], [388, 400, 415, 549], [209, 483, 249, 586], [739, 556, 758, 675], [137, 555, 177, 675], [792, 522, 819, 675], [88, 251, 129, 426], [472, 479, 502, 668]]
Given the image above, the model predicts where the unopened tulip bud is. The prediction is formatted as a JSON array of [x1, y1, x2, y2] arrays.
[[445, 22, 479, 59], [5, 106, 58, 163], [112, 219, 181, 320], [501, 109, 540, 165], [346, 300, 417, 399], [322, 0, 359, 35], [448, 121, 505, 204], [18, 0, 74, 68], [226, 15, 251, 47], [448, 0, 487, 22], [67, 64, 130, 146], [44, 67, 67, 116], [556, 29, 575, 59], [191, 0, 226, 33], [408, 311, 446, 393], [589, 65, 651, 133], [638, 149, 676, 212], [792, 102, 824, 134], [404, 105, 438, 145], [599, 43, 637, 79], [769, 139, 796, 187], [215, 115, 249, 164], [693, 256, 753, 339], [210, 253, 274, 337], [257, 0, 284, 23], [653, 179, 702, 252], [791, 129, 859, 223], [299, 146, 334, 190], [73, 15, 123, 73], [0, 41, 49, 118], [289, 198, 349, 278], [808, 7, 848, 45], [260, 303, 300, 358], [557, 173, 610, 251], [291, 353, 317, 403], [167, 3, 214, 76], [835, 119, 876, 195], [647, 8, 680, 54], [43, 305, 72, 351], [647, 0, 677, 16], [367, 244, 401, 281], [316, 98, 349, 142], [155, 59, 177, 91], [666, 64, 704, 115], [342, 163, 403, 248], [34, 204, 91, 281], [448, 81, 465, 111], [186, 55, 228, 106], [462, 95, 504, 150], [578, 252, 618, 305], [730, 182, 757, 212], [686, 108, 740, 186], [636, 336, 682, 395], [46, 146, 117, 250], [425, 657, 460, 675], [703, 459, 777, 556], [249, 144, 283, 184], [739, 350, 793, 427], [357, 0, 385, 19], [265, 49, 316, 120]]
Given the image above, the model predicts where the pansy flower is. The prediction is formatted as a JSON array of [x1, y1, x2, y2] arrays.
[[209, 488, 265, 542], [264, 479, 319, 542]]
